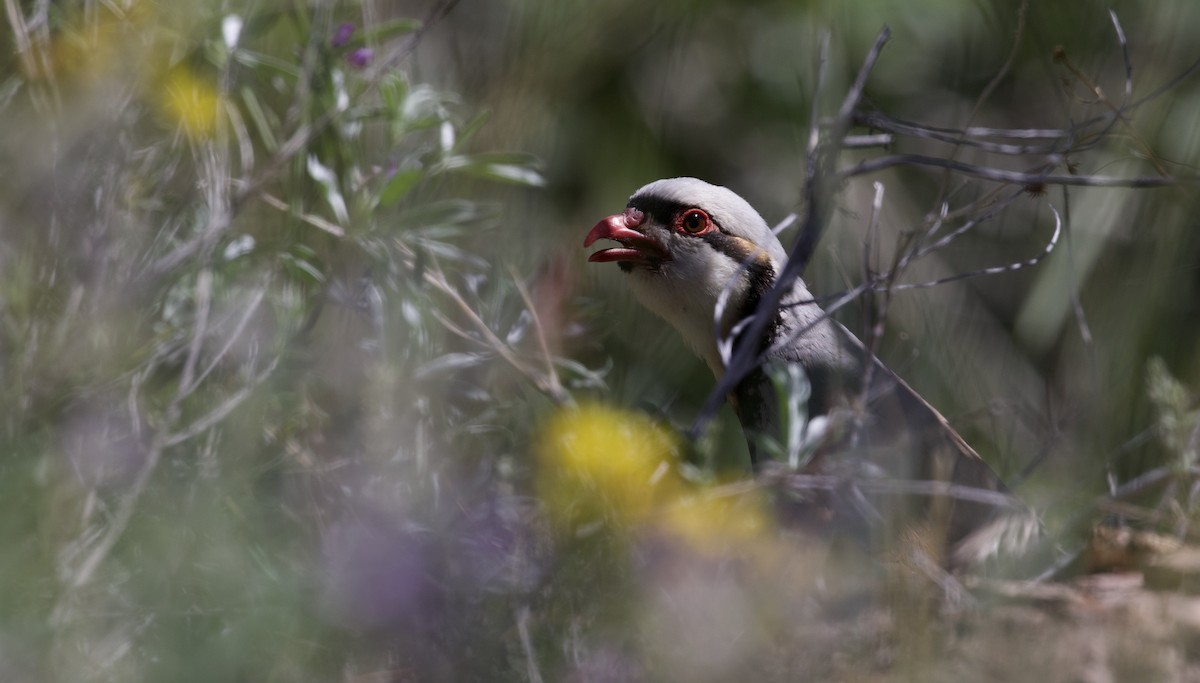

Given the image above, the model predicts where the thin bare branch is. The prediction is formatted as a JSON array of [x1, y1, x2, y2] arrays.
[[63, 438, 165, 591], [508, 265, 568, 404], [851, 111, 1066, 155], [841, 153, 1181, 187], [516, 606, 545, 683], [777, 472, 1028, 511], [164, 354, 282, 448], [1060, 186, 1095, 351], [4, 0, 37, 80], [259, 192, 346, 236], [932, 0, 1030, 205], [1109, 10, 1133, 103], [190, 281, 270, 390], [177, 269, 213, 402], [365, 0, 463, 80], [425, 265, 570, 406], [1054, 45, 1170, 177], [856, 182, 891, 419], [890, 205, 1062, 291], [842, 133, 893, 149]]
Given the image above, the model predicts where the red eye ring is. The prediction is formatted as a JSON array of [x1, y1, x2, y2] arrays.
[[675, 208, 713, 235]]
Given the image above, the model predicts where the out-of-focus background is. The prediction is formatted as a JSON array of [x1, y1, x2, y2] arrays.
[[3, 0, 1200, 681]]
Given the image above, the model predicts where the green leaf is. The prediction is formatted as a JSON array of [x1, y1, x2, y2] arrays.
[[380, 73, 408, 114], [440, 154, 546, 187], [442, 152, 541, 167], [556, 359, 610, 390], [305, 155, 349, 225], [361, 18, 422, 43], [379, 167, 424, 206], [764, 359, 812, 469], [0, 76, 22, 112], [279, 252, 326, 284], [401, 84, 453, 122], [240, 86, 278, 151], [416, 352, 490, 380], [453, 111, 491, 150], [232, 49, 302, 78], [472, 163, 546, 187], [398, 199, 485, 228], [414, 238, 490, 269]]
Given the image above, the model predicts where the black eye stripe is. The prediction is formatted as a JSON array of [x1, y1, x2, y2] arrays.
[[627, 196, 728, 234], [627, 196, 685, 226]]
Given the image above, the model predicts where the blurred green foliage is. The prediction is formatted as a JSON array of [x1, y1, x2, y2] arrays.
[[1, 0, 1199, 681]]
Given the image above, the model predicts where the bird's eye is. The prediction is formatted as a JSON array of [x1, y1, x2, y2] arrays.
[[677, 209, 711, 235]]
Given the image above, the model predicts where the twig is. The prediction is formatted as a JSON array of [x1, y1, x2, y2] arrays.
[[771, 212, 799, 237], [3, 0, 37, 80], [931, 0, 1030, 206], [851, 42, 1200, 158], [851, 112, 1077, 141], [872, 186, 1029, 285], [776, 472, 1028, 510], [259, 192, 346, 236], [842, 133, 892, 149], [1053, 44, 1169, 177], [189, 281, 270, 394], [177, 268, 213, 401], [1109, 10, 1133, 104], [769, 199, 1059, 352], [365, 0, 463, 81], [1060, 183, 1095, 354], [839, 153, 1181, 187], [850, 112, 1064, 155], [60, 275, 279, 594], [424, 265, 570, 406], [889, 205, 1062, 291], [508, 266, 568, 404], [908, 546, 977, 609], [516, 605, 544, 683], [163, 355, 282, 447], [855, 182, 892, 423], [63, 436, 165, 592], [283, 1, 329, 130]]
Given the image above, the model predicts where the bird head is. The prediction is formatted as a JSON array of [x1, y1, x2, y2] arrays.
[[584, 178, 789, 374]]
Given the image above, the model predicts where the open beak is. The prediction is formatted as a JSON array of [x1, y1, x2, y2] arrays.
[[583, 209, 671, 265]]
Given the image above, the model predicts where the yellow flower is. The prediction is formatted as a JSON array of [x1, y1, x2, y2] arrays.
[[536, 404, 683, 532], [536, 404, 778, 562], [659, 487, 772, 555], [161, 66, 222, 140]]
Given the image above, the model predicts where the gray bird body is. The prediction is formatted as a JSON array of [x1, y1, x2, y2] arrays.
[[585, 177, 1032, 560]]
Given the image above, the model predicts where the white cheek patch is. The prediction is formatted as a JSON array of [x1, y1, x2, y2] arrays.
[[625, 239, 749, 375]]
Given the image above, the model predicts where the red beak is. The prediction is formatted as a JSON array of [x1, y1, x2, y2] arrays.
[[583, 208, 671, 265]]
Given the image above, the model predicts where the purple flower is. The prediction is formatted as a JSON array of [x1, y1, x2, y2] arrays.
[[320, 518, 435, 630], [346, 47, 374, 69], [332, 22, 355, 48]]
